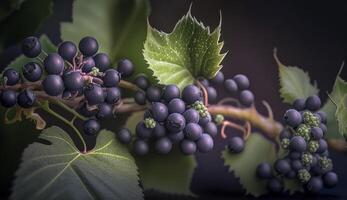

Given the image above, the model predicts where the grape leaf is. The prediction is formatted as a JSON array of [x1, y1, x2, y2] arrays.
[[143, 8, 226, 90], [11, 126, 143, 200], [221, 133, 276, 197], [322, 70, 347, 139], [5, 35, 56, 75], [125, 112, 197, 195], [61, 0, 151, 79], [0, 0, 53, 54], [274, 49, 319, 104]]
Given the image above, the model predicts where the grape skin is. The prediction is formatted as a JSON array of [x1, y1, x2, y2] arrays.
[[83, 119, 100, 136], [117, 59, 134, 77], [0, 90, 17, 107], [105, 87, 121, 104], [168, 98, 186, 114], [17, 90, 36, 108], [233, 74, 250, 90], [79, 36, 98, 57], [155, 137, 172, 154], [103, 69, 120, 87], [162, 84, 180, 102], [44, 53, 65, 75], [182, 85, 202, 105], [228, 137, 244, 153], [166, 113, 186, 133], [196, 133, 214, 153], [84, 84, 105, 105], [134, 75, 149, 90], [133, 140, 149, 155], [58, 41, 77, 61], [42, 75, 65, 96], [23, 62, 42, 82], [184, 123, 202, 141], [146, 86, 162, 102], [3, 68, 20, 86], [180, 140, 197, 155], [94, 53, 111, 72], [117, 128, 132, 144], [21, 36, 41, 58], [183, 108, 200, 124], [134, 91, 146, 105]]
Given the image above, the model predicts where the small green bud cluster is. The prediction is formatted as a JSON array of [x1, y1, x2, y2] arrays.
[[214, 114, 224, 125], [144, 117, 156, 129], [297, 169, 311, 183], [191, 101, 208, 118], [301, 153, 313, 167], [302, 111, 320, 127]]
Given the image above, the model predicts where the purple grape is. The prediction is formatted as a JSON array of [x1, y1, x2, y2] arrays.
[[134, 90, 146, 105], [96, 103, 113, 119], [206, 86, 217, 103], [305, 95, 321, 111], [117, 59, 134, 77], [267, 178, 283, 193], [196, 133, 214, 153], [290, 136, 307, 152], [293, 98, 306, 111], [198, 77, 209, 87], [198, 114, 211, 126], [0, 90, 17, 107], [168, 131, 184, 143], [316, 111, 327, 124], [23, 62, 42, 82], [155, 137, 172, 154], [149, 102, 168, 122], [146, 86, 162, 102], [134, 75, 149, 90], [224, 79, 238, 95], [323, 171, 338, 188], [256, 163, 273, 179], [136, 121, 152, 139], [133, 140, 149, 155], [274, 159, 291, 175], [84, 84, 105, 105], [81, 57, 95, 73], [306, 177, 323, 193], [316, 139, 328, 153], [79, 36, 98, 57], [162, 84, 180, 102], [203, 122, 218, 137], [44, 53, 64, 75], [291, 159, 303, 171], [153, 123, 166, 138], [58, 41, 77, 61], [311, 127, 323, 140], [17, 89, 36, 108], [105, 87, 121, 104], [283, 109, 302, 127], [83, 119, 100, 136], [319, 123, 327, 135], [42, 75, 65, 96], [63, 71, 84, 91], [3, 68, 20, 86], [117, 128, 132, 144], [94, 53, 111, 72], [182, 85, 202, 104], [233, 74, 250, 90], [279, 129, 291, 140], [239, 90, 254, 107], [184, 123, 203, 141], [228, 137, 244, 153], [103, 69, 120, 87], [210, 71, 224, 85], [183, 108, 200, 123], [168, 98, 186, 114], [166, 113, 186, 133], [21, 36, 41, 58], [180, 140, 197, 155]]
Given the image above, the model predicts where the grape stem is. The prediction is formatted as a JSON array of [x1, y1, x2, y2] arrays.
[[220, 120, 250, 140], [208, 104, 283, 139]]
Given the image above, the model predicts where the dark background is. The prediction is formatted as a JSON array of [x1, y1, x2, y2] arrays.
[[1, 0, 347, 199]]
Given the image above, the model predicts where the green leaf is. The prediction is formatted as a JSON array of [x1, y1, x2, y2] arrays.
[[5, 35, 56, 75], [274, 49, 319, 104], [11, 126, 143, 200], [61, 0, 151, 79], [222, 133, 277, 197], [0, 0, 53, 54], [125, 112, 197, 195], [143, 8, 226, 90], [322, 69, 347, 139]]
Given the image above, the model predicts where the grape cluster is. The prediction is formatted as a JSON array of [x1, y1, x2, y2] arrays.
[[0, 36, 135, 136], [117, 82, 218, 155], [255, 95, 338, 193]]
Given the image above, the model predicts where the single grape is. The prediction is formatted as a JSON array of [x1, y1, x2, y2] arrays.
[[117, 128, 132, 144], [203, 122, 218, 137], [239, 90, 254, 107], [3, 68, 20, 86], [274, 159, 291, 175], [319, 123, 327, 135], [78, 103, 97, 117], [228, 137, 245, 153], [133, 140, 149, 155], [184, 123, 203, 141], [146, 86, 162, 102], [180, 139, 197, 155], [168, 98, 186, 114], [63, 71, 84, 91], [105, 87, 121, 104], [81, 57, 95, 73], [291, 159, 303, 171], [21, 36, 41, 58], [293, 98, 306, 111], [23, 62, 42, 82], [283, 109, 302, 127], [83, 119, 100, 136], [198, 114, 211, 126], [17, 89, 36, 108], [134, 75, 149, 90], [94, 53, 111, 72], [155, 137, 173, 154], [289, 151, 301, 160], [0, 90, 17, 107], [62, 90, 72, 99], [267, 178, 283, 193], [182, 85, 202, 105], [196, 133, 214, 153], [316, 111, 327, 124], [166, 113, 186, 133], [210, 71, 224, 85], [153, 123, 166, 138], [311, 127, 323, 140], [233, 74, 250, 90], [323, 171, 338, 188], [285, 170, 297, 179], [136, 121, 152, 139], [316, 139, 328, 154], [117, 59, 134, 77], [206, 86, 217, 103], [58, 41, 77, 61], [42, 75, 65, 96], [183, 108, 200, 124], [198, 77, 210, 87], [134, 90, 146, 105], [256, 163, 273, 179], [102, 69, 120, 87], [290, 136, 307, 152], [168, 131, 184, 143], [305, 95, 321, 111], [162, 84, 180, 102], [44, 53, 64, 75], [279, 129, 291, 140], [79, 36, 98, 57], [149, 102, 168, 122], [224, 79, 238, 95], [96, 103, 113, 119], [306, 177, 323, 193], [84, 84, 105, 105]]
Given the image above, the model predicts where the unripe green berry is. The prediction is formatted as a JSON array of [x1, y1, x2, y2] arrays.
[[297, 169, 311, 183], [281, 138, 290, 149], [301, 153, 313, 167], [214, 114, 224, 125], [303, 111, 320, 127], [144, 117, 156, 129], [295, 124, 311, 141], [191, 101, 209, 118], [319, 156, 333, 171], [308, 140, 319, 153]]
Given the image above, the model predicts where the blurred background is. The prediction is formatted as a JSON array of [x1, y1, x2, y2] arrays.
[[0, 0, 347, 199]]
